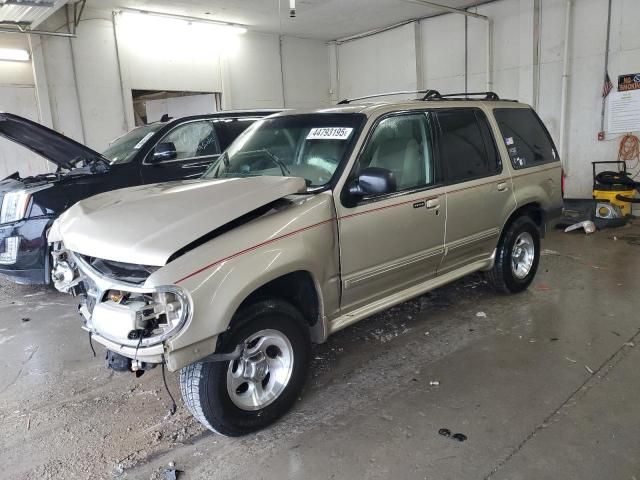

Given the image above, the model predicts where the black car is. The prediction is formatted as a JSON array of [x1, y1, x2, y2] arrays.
[[0, 110, 279, 284]]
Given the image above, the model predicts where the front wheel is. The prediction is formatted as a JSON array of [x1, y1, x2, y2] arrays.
[[486, 216, 540, 294], [180, 299, 311, 436]]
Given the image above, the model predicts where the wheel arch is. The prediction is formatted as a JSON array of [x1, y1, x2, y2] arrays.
[[502, 202, 544, 238], [235, 270, 325, 344]]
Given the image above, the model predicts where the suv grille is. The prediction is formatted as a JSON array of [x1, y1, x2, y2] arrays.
[[79, 255, 159, 284]]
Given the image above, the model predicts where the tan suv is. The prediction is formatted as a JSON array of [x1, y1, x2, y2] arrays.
[[49, 91, 563, 436]]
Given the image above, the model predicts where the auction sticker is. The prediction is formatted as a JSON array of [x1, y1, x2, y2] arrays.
[[134, 132, 155, 149], [307, 127, 353, 140]]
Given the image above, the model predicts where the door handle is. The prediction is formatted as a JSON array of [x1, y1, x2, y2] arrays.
[[497, 182, 509, 192], [426, 198, 440, 209]]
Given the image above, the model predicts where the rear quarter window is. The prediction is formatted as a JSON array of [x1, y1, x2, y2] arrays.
[[493, 108, 558, 169]]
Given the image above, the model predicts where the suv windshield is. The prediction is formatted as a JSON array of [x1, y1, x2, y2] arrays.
[[203, 113, 365, 187], [102, 124, 163, 165]]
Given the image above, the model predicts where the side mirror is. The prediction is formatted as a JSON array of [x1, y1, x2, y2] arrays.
[[150, 142, 177, 163], [348, 167, 396, 197]]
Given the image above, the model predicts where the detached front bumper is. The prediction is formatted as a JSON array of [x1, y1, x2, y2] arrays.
[[0, 217, 52, 284]]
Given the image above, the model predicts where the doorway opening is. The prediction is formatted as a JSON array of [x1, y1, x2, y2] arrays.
[[132, 90, 223, 126]]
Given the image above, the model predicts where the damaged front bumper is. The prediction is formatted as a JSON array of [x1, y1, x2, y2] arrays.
[[51, 243, 193, 368]]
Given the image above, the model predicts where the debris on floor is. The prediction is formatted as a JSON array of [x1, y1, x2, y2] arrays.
[[429, 380, 440, 386], [564, 220, 596, 234], [476, 311, 487, 318], [438, 428, 468, 442], [163, 464, 180, 480]]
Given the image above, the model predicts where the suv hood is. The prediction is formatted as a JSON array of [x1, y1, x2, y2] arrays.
[[0, 113, 107, 170], [51, 176, 307, 266]]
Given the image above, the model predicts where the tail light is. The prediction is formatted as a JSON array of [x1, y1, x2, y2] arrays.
[[561, 168, 565, 198]]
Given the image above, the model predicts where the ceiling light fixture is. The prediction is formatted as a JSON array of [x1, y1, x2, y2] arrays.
[[0, 48, 30, 62], [121, 9, 247, 34]]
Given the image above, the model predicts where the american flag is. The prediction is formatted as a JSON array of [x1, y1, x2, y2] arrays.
[[602, 72, 613, 98]]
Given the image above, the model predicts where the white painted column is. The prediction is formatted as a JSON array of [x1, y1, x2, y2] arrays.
[[28, 34, 53, 128]]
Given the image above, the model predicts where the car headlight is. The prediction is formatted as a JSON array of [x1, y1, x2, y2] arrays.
[[86, 286, 192, 347], [0, 191, 31, 224]]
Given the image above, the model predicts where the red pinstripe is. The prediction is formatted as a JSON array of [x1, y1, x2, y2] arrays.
[[174, 194, 448, 283]]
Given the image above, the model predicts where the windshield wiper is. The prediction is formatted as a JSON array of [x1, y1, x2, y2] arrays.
[[258, 149, 291, 176]]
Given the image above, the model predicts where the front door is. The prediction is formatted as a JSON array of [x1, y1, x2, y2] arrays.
[[335, 112, 446, 312], [141, 119, 220, 184], [434, 108, 515, 274]]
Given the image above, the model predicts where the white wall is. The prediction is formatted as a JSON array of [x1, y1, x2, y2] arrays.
[[281, 36, 331, 108], [223, 32, 285, 109], [334, 0, 640, 198], [337, 23, 417, 101], [421, 14, 466, 93], [0, 33, 50, 179], [0, 8, 332, 158]]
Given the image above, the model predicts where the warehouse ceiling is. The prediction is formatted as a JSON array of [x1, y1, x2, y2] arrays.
[[0, 0, 68, 27], [88, 0, 493, 40]]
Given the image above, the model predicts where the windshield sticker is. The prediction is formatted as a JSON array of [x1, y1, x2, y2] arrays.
[[134, 132, 155, 149], [505, 137, 515, 146], [306, 127, 353, 140]]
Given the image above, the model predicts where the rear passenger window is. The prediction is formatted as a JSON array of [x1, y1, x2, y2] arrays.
[[494, 108, 558, 169], [436, 109, 500, 183]]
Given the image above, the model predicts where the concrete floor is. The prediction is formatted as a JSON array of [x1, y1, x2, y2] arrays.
[[1, 225, 640, 479]]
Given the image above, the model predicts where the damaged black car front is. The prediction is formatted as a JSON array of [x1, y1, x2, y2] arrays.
[[0, 113, 120, 284]]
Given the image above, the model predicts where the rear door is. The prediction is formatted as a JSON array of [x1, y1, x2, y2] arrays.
[[335, 111, 446, 312], [435, 108, 515, 275], [141, 119, 220, 183]]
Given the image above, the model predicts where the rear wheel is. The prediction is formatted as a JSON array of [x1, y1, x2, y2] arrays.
[[180, 299, 310, 436], [486, 216, 540, 294]]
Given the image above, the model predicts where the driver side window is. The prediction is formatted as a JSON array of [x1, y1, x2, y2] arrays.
[[356, 113, 433, 192], [155, 121, 219, 162]]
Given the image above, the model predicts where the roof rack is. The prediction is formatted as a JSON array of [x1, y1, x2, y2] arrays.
[[337, 90, 514, 105], [337, 90, 441, 105], [420, 91, 501, 101]]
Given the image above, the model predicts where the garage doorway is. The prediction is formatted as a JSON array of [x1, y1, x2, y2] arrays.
[[131, 90, 222, 126]]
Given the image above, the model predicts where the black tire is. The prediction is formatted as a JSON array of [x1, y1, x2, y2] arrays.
[[180, 299, 311, 437], [486, 215, 540, 294]]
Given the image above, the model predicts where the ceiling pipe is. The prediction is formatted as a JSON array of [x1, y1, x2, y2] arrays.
[[333, 18, 417, 44], [0, 25, 76, 37], [401, 0, 488, 20], [399, 0, 493, 91], [558, 0, 573, 174]]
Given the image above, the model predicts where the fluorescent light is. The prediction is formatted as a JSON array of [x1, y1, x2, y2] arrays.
[[0, 48, 30, 62], [121, 9, 247, 35]]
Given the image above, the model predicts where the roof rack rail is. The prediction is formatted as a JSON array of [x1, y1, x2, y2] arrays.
[[421, 91, 501, 101], [337, 89, 441, 105], [336, 90, 513, 105]]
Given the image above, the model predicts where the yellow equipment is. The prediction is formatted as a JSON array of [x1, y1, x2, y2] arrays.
[[592, 161, 638, 217]]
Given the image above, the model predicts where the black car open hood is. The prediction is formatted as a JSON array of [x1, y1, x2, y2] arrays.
[[0, 113, 108, 170]]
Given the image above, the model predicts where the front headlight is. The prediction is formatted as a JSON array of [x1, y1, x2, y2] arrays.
[[0, 191, 31, 224], [86, 286, 192, 347]]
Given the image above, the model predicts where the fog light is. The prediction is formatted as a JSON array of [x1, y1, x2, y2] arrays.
[[0, 237, 20, 265]]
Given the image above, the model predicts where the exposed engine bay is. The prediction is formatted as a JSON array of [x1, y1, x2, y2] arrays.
[[51, 242, 191, 371]]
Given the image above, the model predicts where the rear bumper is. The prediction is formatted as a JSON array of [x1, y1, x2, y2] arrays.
[[0, 217, 52, 284]]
